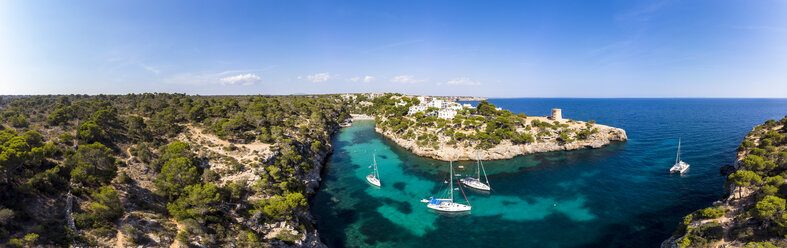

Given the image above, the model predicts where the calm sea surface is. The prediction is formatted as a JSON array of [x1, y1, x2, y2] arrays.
[[311, 99, 787, 247]]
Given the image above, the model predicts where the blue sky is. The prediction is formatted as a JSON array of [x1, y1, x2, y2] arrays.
[[1, 0, 785, 97]]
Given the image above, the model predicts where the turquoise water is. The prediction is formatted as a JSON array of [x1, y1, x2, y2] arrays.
[[312, 99, 787, 247]]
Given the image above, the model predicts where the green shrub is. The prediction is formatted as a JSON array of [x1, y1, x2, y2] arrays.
[[121, 224, 144, 244], [744, 241, 778, 248], [118, 171, 133, 184], [275, 230, 302, 245], [69, 142, 117, 186], [156, 157, 199, 199], [697, 206, 727, 219], [23, 233, 38, 245], [7, 238, 23, 247], [754, 195, 786, 220], [695, 221, 723, 241], [167, 183, 221, 221], [676, 236, 690, 248]]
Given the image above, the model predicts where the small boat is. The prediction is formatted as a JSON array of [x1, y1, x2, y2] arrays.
[[366, 154, 381, 187], [670, 138, 690, 174], [423, 161, 471, 212], [460, 152, 491, 191]]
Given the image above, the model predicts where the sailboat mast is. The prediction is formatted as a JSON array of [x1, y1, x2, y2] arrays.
[[449, 161, 454, 200], [476, 152, 481, 180], [676, 138, 681, 164], [481, 159, 489, 185], [373, 154, 379, 179]]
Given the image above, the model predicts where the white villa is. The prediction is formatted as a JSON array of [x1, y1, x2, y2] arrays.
[[447, 103, 463, 111], [438, 109, 457, 119], [428, 99, 446, 109], [340, 94, 357, 100], [408, 105, 427, 115], [406, 96, 465, 119]]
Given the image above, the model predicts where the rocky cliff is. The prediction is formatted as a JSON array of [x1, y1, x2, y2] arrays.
[[660, 117, 787, 248], [375, 123, 628, 161]]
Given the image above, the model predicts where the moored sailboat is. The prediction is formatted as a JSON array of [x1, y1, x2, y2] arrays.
[[460, 152, 491, 191], [422, 161, 471, 212], [366, 154, 381, 187], [670, 138, 690, 174]]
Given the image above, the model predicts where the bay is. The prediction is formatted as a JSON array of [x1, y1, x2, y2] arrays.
[[311, 98, 787, 247]]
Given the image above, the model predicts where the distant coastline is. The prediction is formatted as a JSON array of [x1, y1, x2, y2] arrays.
[[375, 117, 627, 161], [345, 93, 628, 161]]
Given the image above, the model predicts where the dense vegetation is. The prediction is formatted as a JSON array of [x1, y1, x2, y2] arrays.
[[673, 116, 787, 248], [355, 94, 598, 150], [0, 94, 349, 247]]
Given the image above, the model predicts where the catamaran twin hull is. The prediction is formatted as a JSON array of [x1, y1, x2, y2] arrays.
[[670, 161, 689, 174]]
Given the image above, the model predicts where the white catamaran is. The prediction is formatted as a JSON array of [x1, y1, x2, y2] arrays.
[[460, 152, 491, 191], [366, 154, 381, 187], [422, 161, 472, 212], [670, 138, 690, 174]]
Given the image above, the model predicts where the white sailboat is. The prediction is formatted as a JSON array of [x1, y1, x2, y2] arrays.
[[670, 138, 690, 174], [460, 152, 491, 191], [422, 161, 472, 212], [366, 154, 381, 187]]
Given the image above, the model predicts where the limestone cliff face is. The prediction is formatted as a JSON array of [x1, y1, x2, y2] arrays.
[[375, 124, 628, 161]]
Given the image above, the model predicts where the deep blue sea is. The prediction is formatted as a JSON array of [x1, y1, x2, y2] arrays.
[[311, 99, 787, 247]]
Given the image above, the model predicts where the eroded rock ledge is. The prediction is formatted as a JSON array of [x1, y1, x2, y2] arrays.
[[374, 124, 628, 161]]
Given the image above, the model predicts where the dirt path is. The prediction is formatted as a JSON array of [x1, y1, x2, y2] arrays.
[[169, 218, 184, 248], [115, 229, 125, 247]]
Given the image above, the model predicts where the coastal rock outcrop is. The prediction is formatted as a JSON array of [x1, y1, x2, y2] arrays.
[[375, 124, 627, 161]]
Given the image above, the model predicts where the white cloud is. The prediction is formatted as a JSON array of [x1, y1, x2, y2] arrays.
[[390, 75, 426, 84], [350, 75, 376, 83], [442, 77, 480, 86], [298, 72, 331, 83], [164, 71, 259, 86], [219, 73, 261, 86], [140, 64, 160, 75]]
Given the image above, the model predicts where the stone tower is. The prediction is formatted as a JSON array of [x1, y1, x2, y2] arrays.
[[551, 108, 562, 120]]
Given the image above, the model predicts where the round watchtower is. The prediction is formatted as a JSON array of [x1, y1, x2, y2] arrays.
[[551, 108, 562, 120]]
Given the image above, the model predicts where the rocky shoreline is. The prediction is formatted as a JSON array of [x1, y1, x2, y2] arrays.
[[660, 118, 787, 248], [374, 123, 628, 161]]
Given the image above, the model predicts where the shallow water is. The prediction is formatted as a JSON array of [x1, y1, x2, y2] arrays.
[[311, 98, 787, 247]]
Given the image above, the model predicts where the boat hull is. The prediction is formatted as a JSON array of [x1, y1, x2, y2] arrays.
[[670, 161, 690, 174], [366, 174, 381, 187], [427, 202, 471, 212], [460, 178, 490, 191]]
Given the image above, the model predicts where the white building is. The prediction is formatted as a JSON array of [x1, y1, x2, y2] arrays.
[[429, 99, 446, 109], [438, 109, 457, 119], [416, 96, 427, 104], [396, 101, 407, 106], [340, 94, 357, 100], [408, 105, 427, 115], [365, 93, 383, 99], [462, 103, 475, 108], [447, 103, 463, 111]]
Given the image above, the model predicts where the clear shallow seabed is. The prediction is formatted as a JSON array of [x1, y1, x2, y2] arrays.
[[311, 99, 787, 248]]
